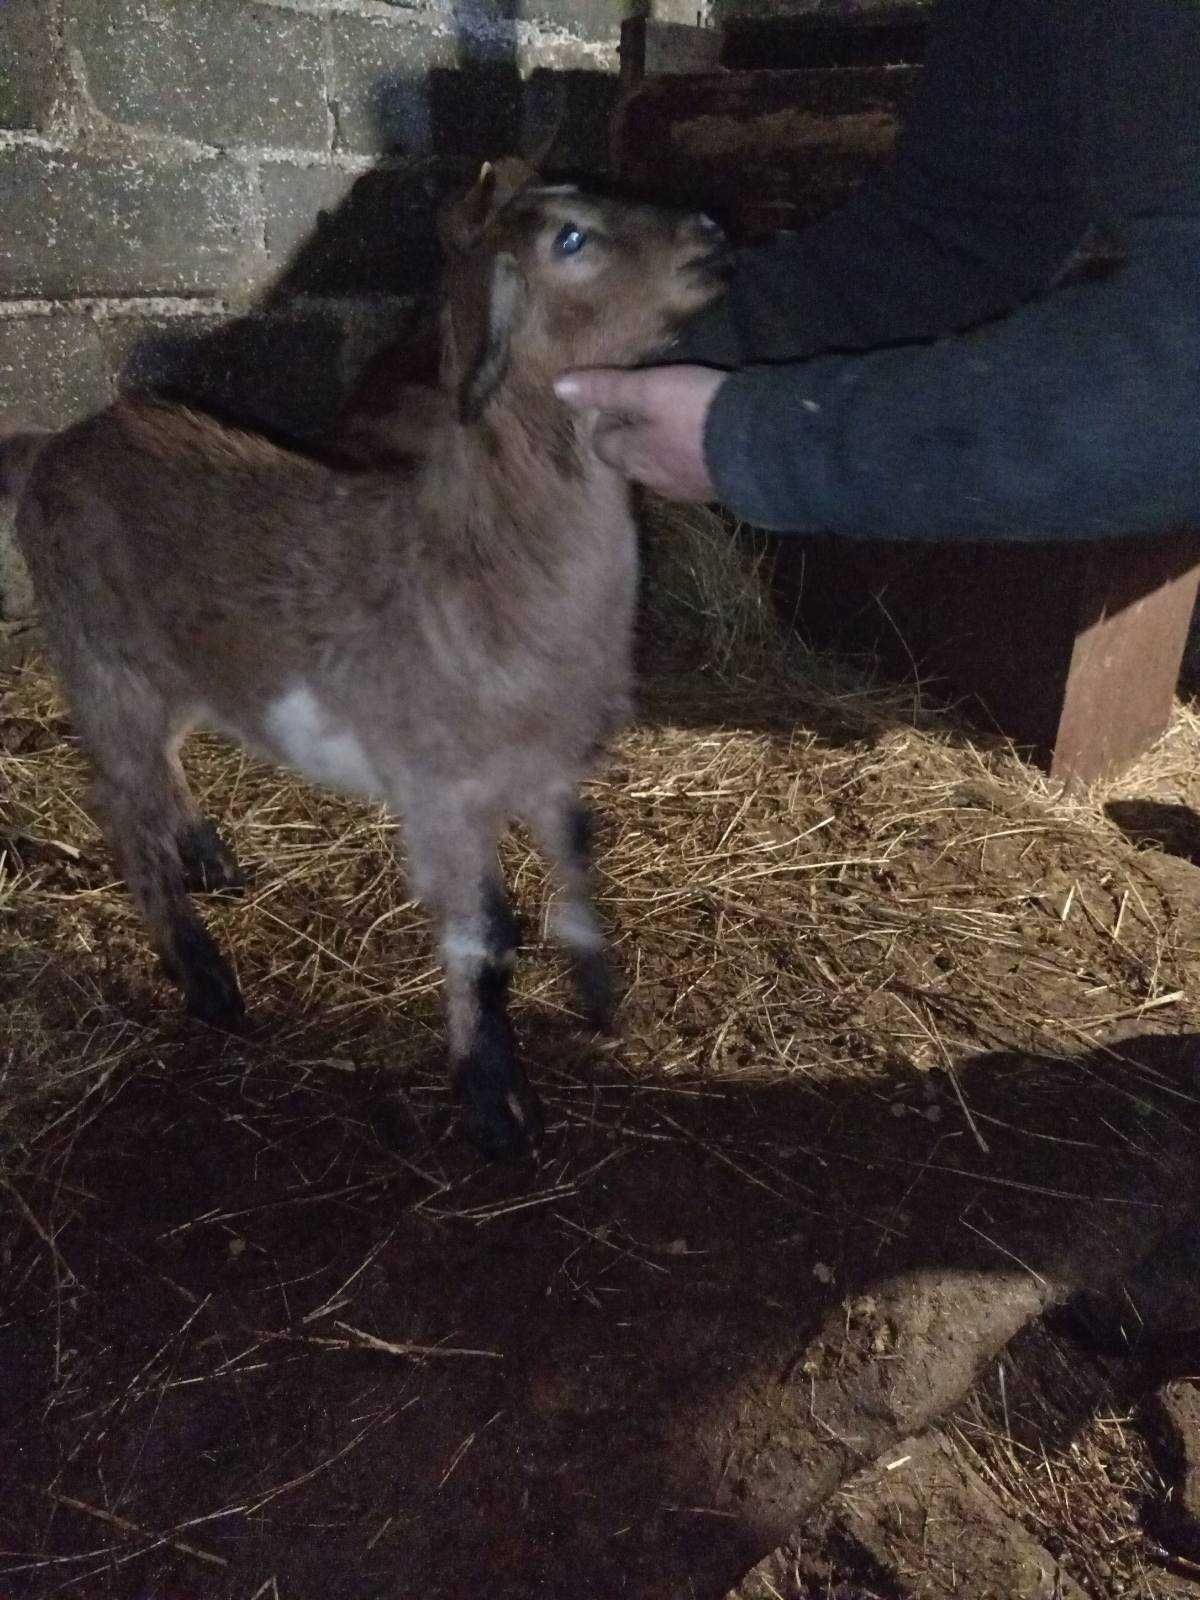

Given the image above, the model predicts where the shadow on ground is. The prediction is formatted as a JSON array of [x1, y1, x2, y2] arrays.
[[1107, 798, 1200, 871], [2, 966, 1196, 1598]]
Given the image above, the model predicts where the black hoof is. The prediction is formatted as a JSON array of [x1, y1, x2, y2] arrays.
[[178, 819, 245, 897], [163, 924, 246, 1032], [454, 1027, 544, 1162], [184, 966, 247, 1032], [572, 950, 619, 1035], [457, 1075, 545, 1162]]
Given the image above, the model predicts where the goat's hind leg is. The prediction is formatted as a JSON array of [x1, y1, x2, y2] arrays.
[[84, 698, 245, 1029], [156, 738, 244, 895], [526, 787, 618, 1033], [175, 805, 244, 897], [404, 802, 542, 1160]]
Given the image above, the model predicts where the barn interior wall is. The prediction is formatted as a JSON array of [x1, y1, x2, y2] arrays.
[[0, 0, 622, 621]]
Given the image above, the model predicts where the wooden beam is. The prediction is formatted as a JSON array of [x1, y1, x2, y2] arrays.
[[1053, 532, 1200, 783], [721, 8, 929, 71], [619, 17, 723, 92], [611, 65, 916, 237], [773, 533, 1200, 785]]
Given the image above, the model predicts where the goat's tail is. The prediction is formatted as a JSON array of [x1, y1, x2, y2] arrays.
[[0, 432, 48, 502]]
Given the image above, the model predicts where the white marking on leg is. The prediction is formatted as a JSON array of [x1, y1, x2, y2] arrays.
[[263, 683, 380, 796], [441, 932, 491, 965], [549, 900, 604, 953]]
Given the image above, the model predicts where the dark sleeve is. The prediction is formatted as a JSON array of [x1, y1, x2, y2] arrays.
[[671, 0, 1095, 368], [702, 217, 1200, 541]]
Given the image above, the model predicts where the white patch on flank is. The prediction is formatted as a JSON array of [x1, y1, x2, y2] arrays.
[[549, 901, 604, 953], [264, 683, 380, 796]]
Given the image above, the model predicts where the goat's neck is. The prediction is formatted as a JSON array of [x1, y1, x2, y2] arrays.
[[401, 366, 632, 583], [476, 372, 622, 508]]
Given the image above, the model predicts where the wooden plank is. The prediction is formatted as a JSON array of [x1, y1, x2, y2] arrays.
[[721, 8, 929, 71], [773, 533, 1200, 784], [618, 17, 723, 92], [618, 6, 927, 88], [618, 63, 918, 124], [611, 65, 917, 236], [1054, 532, 1200, 783]]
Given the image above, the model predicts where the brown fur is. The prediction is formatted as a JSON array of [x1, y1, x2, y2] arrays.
[[2, 161, 725, 1159], [328, 308, 446, 466]]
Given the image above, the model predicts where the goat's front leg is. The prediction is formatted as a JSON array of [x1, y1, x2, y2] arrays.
[[526, 786, 618, 1033], [403, 802, 543, 1160]]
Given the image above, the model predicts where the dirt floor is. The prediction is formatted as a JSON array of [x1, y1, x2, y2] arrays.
[[4, 508, 1200, 1598]]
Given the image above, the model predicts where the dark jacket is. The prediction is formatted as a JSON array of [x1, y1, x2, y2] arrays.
[[673, 0, 1200, 541]]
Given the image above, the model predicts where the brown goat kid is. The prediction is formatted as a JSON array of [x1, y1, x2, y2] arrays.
[[0, 161, 725, 1159]]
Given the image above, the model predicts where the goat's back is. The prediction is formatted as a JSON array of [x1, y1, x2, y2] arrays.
[[22, 400, 343, 597], [17, 400, 421, 713], [17, 396, 637, 793]]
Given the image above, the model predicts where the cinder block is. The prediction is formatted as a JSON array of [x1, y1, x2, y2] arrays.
[[260, 165, 363, 272], [0, 148, 261, 298], [106, 307, 353, 438], [515, 0, 621, 43], [0, 315, 112, 429], [0, 315, 111, 625], [326, 12, 457, 156], [259, 164, 440, 298], [64, 0, 329, 151], [0, 0, 68, 130]]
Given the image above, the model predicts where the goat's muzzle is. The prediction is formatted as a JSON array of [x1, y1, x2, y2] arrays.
[[682, 212, 732, 289]]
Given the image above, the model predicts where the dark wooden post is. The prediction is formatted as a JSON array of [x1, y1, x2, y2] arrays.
[[771, 533, 1200, 785], [1053, 533, 1200, 782]]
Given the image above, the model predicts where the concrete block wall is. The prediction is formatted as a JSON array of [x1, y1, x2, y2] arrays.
[[0, 0, 623, 622]]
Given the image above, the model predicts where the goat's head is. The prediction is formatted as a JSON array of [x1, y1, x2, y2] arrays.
[[437, 160, 728, 424]]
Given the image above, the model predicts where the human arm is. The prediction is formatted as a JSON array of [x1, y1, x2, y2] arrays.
[[669, 0, 1097, 369], [559, 216, 1200, 541], [565, 0, 1200, 538]]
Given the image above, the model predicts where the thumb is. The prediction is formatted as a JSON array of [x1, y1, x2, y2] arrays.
[[553, 367, 647, 415]]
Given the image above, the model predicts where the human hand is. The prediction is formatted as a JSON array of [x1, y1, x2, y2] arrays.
[[553, 365, 726, 502]]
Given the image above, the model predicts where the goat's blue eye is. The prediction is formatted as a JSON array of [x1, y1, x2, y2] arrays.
[[555, 225, 587, 257]]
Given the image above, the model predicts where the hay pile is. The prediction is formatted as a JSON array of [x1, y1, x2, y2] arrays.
[[3, 501, 1200, 1597], [8, 504, 1198, 1112]]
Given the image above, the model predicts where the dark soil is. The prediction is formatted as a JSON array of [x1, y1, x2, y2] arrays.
[[6, 646, 1200, 1599], [2, 1006, 1197, 1599]]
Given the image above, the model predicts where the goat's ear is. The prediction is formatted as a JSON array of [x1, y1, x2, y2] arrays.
[[455, 252, 526, 424], [489, 156, 538, 199], [438, 164, 497, 253], [438, 158, 539, 254]]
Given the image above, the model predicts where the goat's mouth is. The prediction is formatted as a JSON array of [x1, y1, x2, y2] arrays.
[[686, 243, 733, 294]]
